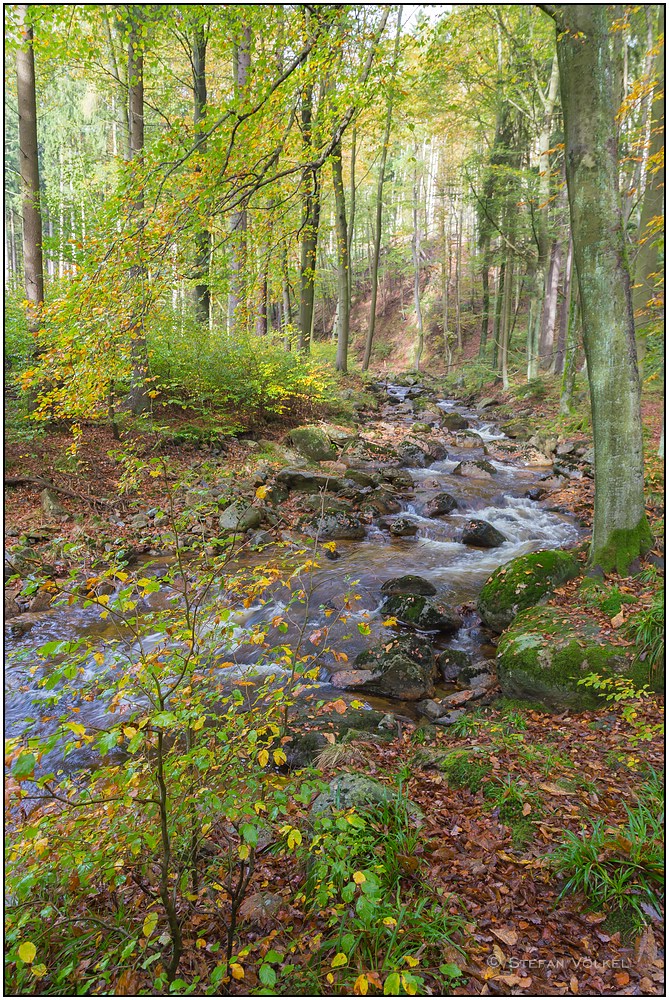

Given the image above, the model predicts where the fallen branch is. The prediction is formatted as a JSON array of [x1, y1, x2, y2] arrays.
[[4, 475, 116, 510]]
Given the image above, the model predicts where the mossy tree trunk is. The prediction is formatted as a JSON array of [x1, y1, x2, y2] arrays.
[[547, 3, 652, 573]]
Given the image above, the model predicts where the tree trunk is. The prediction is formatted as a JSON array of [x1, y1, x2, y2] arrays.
[[347, 126, 356, 312], [16, 4, 44, 327], [538, 237, 562, 365], [126, 8, 150, 415], [499, 249, 514, 390], [455, 204, 462, 351], [331, 140, 349, 372], [550, 3, 651, 573], [298, 82, 320, 353], [412, 160, 424, 372], [492, 261, 505, 370], [362, 4, 402, 371], [479, 238, 491, 356], [228, 25, 251, 334], [559, 294, 580, 415], [192, 21, 210, 324], [632, 26, 664, 363], [281, 244, 292, 350], [553, 235, 573, 376]]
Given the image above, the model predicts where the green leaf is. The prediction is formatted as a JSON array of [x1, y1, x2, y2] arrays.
[[439, 963, 463, 980], [240, 823, 258, 846], [151, 712, 177, 729], [12, 753, 36, 780], [384, 972, 400, 995], [258, 964, 276, 987]]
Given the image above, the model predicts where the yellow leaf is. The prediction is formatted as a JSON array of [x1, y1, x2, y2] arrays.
[[32, 963, 47, 979], [142, 913, 158, 938], [331, 952, 348, 968], [383, 917, 397, 927], [66, 722, 86, 737], [255, 485, 268, 499], [123, 727, 137, 739], [18, 942, 36, 964], [354, 974, 369, 995], [273, 749, 287, 766], [353, 871, 366, 885], [192, 717, 205, 731], [196, 938, 206, 949], [401, 973, 417, 995], [327, 973, 334, 984], [93, 652, 105, 666], [230, 963, 245, 980], [404, 955, 419, 967], [238, 844, 250, 860], [258, 749, 269, 767], [201, 823, 212, 836], [287, 828, 302, 850]]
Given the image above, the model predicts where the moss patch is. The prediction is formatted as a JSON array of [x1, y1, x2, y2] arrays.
[[477, 549, 580, 632], [589, 516, 654, 576], [496, 606, 657, 710]]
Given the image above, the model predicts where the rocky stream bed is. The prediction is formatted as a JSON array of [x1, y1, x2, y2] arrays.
[[5, 379, 598, 775]]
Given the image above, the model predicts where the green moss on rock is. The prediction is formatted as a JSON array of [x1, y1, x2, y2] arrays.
[[477, 549, 580, 632], [496, 606, 657, 710]]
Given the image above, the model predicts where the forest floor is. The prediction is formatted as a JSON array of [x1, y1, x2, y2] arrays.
[[4, 362, 665, 996]]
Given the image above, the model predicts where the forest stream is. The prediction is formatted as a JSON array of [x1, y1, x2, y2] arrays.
[[5, 384, 583, 777]]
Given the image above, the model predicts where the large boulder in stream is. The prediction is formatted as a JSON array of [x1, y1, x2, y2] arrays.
[[477, 549, 580, 632], [330, 634, 437, 700], [442, 412, 469, 431], [381, 594, 463, 633], [453, 459, 497, 479], [388, 517, 419, 537], [461, 519, 507, 548], [497, 607, 661, 710], [422, 492, 458, 517], [299, 511, 365, 541], [380, 575, 436, 597]]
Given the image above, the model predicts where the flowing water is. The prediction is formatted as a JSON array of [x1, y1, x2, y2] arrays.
[[5, 390, 583, 771]]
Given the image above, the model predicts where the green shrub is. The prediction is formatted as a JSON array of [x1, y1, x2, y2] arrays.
[[624, 591, 665, 676], [147, 310, 334, 417]]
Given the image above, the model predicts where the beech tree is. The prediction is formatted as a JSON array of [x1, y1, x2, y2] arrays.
[[542, 3, 652, 573], [16, 3, 44, 327]]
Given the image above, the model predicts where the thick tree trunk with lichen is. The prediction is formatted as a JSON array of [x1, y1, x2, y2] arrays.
[[552, 3, 651, 573]]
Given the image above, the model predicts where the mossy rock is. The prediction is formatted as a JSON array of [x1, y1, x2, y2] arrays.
[[442, 412, 469, 431], [381, 594, 462, 633], [288, 425, 339, 462], [310, 772, 421, 819], [477, 549, 580, 632], [332, 634, 437, 701], [496, 606, 659, 710]]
